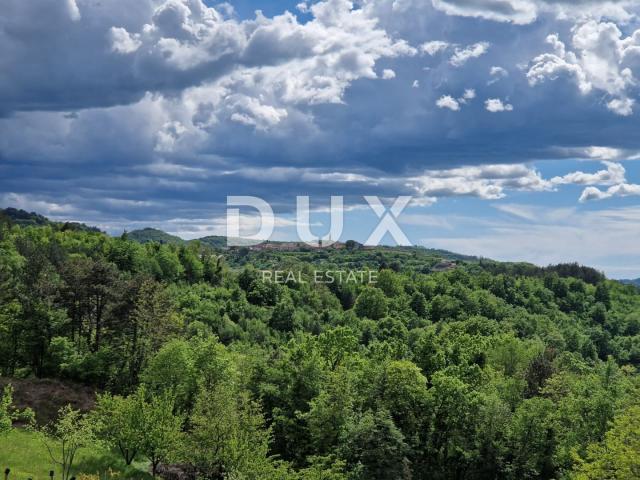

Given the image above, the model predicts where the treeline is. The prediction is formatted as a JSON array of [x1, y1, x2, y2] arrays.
[[1, 221, 640, 479], [477, 260, 606, 285], [0, 207, 101, 233]]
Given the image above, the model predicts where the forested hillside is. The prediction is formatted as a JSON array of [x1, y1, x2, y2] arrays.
[[1, 218, 640, 479], [0, 208, 101, 233], [125, 228, 186, 245]]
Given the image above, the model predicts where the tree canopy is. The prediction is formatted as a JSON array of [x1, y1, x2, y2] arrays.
[[1, 220, 640, 479]]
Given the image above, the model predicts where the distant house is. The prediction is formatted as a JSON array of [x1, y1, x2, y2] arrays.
[[431, 260, 457, 272]]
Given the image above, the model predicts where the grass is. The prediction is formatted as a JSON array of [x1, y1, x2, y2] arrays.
[[0, 429, 153, 479]]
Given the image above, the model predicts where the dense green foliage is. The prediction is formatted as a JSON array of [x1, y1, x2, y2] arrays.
[[0, 384, 33, 436], [2, 218, 640, 479], [125, 228, 186, 246]]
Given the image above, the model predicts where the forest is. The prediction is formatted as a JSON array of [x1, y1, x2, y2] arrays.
[[1, 210, 640, 479]]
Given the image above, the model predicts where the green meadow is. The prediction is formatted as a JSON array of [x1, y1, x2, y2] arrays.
[[0, 429, 152, 480]]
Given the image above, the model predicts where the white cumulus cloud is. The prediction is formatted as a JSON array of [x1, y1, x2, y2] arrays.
[[421, 40, 450, 55], [407, 163, 552, 200], [109, 27, 142, 54], [431, 0, 636, 25], [580, 183, 640, 202], [436, 95, 461, 111], [432, 0, 538, 24], [449, 42, 490, 67], [461, 89, 476, 101], [528, 22, 640, 116], [488, 66, 509, 84], [485, 98, 513, 112], [552, 161, 626, 186], [382, 68, 396, 79]]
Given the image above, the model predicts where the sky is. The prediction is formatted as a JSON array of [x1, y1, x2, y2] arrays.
[[2, 0, 640, 278]]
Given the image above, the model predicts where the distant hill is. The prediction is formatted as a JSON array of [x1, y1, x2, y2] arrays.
[[415, 247, 477, 262], [0, 207, 101, 233], [0, 207, 50, 227], [0, 208, 481, 263], [196, 235, 231, 249], [126, 227, 185, 245], [7, 208, 597, 278], [126, 230, 248, 249], [0, 208, 475, 257], [620, 278, 640, 287]]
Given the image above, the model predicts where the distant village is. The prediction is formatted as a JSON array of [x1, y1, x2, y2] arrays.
[[237, 240, 458, 273]]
